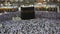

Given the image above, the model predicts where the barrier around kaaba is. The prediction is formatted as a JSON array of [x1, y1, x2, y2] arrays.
[[21, 6, 35, 20]]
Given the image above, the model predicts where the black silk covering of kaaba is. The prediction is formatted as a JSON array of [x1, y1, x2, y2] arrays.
[[21, 7, 35, 20]]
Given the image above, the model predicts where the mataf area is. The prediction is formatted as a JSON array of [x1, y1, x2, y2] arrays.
[[0, 11, 60, 34]]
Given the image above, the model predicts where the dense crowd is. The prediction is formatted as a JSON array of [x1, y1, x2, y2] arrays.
[[0, 11, 60, 34], [0, 18, 60, 34]]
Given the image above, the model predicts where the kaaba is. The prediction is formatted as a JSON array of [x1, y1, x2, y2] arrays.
[[21, 6, 35, 20]]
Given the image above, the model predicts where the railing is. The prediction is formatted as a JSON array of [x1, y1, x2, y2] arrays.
[[34, 4, 59, 12], [0, 6, 18, 13]]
